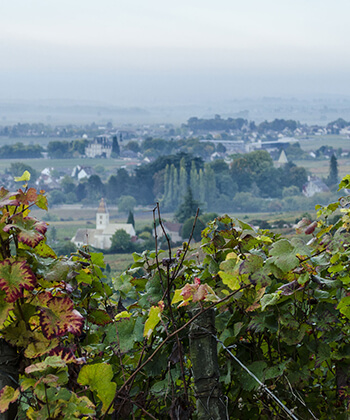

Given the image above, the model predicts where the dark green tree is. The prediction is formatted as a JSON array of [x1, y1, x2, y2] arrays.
[[127, 210, 135, 228], [87, 175, 105, 200], [110, 229, 133, 253], [118, 195, 136, 214], [112, 136, 120, 157], [175, 187, 201, 223], [327, 154, 339, 186], [181, 216, 205, 241]]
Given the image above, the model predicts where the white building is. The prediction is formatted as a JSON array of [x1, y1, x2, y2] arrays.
[[85, 135, 112, 158], [71, 198, 136, 249]]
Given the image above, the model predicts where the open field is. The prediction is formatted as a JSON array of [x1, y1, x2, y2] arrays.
[[0, 137, 73, 147], [0, 157, 139, 173], [299, 135, 350, 152], [293, 158, 350, 178]]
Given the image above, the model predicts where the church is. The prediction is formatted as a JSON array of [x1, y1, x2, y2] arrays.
[[71, 198, 136, 250]]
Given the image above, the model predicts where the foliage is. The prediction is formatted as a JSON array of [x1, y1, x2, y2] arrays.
[[127, 210, 135, 228], [4, 173, 350, 419], [118, 195, 136, 213], [109, 229, 134, 253], [175, 187, 200, 223], [327, 154, 339, 186], [181, 216, 205, 241], [0, 143, 43, 159]]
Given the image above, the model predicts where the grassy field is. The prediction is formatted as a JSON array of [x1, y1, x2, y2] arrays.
[[0, 157, 139, 173], [298, 135, 350, 152], [293, 158, 350, 178]]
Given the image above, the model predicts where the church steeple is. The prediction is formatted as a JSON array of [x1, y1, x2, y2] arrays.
[[96, 198, 109, 230]]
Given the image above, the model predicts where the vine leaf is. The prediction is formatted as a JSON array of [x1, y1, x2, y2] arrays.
[[268, 239, 300, 273], [218, 252, 241, 290], [144, 301, 164, 339], [87, 309, 112, 326], [49, 347, 86, 365], [14, 170, 31, 182], [337, 296, 350, 319], [0, 258, 37, 302], [0, 190, 20, 208], [0, 292, 13, 325], [39, 296, 84, 339], [0, 386, 19, 413], [78, 363, 116, 414], [36, 193, 48, 211], [24, 333, 60, 359], [25, 356, 67, 374], [4, 216, 47, 248]]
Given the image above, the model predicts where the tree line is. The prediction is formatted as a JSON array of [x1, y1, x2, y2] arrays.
[[48, 151, 308, 214]]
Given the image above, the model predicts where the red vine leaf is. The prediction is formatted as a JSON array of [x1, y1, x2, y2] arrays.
[[0, 190, 20, 208], [87, 309, 112, 326], [50, 346, 86, 364], [39, 296, 84, 339], [4, 216, 47, 247], [16, 188, 37, 205], [0, 258, 37, 302]]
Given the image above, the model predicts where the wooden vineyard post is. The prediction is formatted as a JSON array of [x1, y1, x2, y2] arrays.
[[189, 309, 227, 420]]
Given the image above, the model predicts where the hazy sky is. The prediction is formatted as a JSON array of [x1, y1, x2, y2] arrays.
[[1, 0, 350, 106]]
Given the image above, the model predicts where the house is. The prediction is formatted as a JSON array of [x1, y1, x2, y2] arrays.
[[85, 135, 112, 158], [35, 168, 61, 190], [303, 176, 330, 197], [71, 165, 94, 180], [71, 198, 136, 249], [154, 222, 183, 244]]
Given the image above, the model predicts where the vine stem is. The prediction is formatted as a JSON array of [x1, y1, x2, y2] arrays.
[[152, 205, 165, 294], [102, 284, 250, 419]]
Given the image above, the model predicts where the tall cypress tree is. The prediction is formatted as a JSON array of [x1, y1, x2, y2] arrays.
[[127, 210, 135, 228], [190, 161, 199, 200], [175, 187, 200, 223], [179, 158, 188, 201], [112, 136, 120, 157], [327, 154, 339, 186]]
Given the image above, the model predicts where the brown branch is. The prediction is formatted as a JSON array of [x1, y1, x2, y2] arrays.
[[156, 202, 172, 260], [153, 204, 165, 294]]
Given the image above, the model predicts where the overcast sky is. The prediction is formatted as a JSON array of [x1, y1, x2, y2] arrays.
[[1, 0, 350, 106]]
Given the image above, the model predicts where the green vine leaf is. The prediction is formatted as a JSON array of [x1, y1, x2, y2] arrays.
[[25, 356, 67, 374], [0, 258, 36, 302], [77, 363, 116, 414], [87, 309, 112, 326], [268, 239, 300, 273], [0, 386, 19, 413], [14, 170, 31, 182], [144, 301, 164, 339], [337, 296, 350, 319], [39, 296, 84, 339]]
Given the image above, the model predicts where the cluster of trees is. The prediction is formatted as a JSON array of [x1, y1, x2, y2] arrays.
[[0, 121, 107, 138], [230, 150, 307, 197], [47, 151, 309, 216], [47, 139, 89, 158], [122, 136, 217, 160], [184, 115, 251, 131], [184, 115, 299, 134], [0, 142, 43, 159]]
